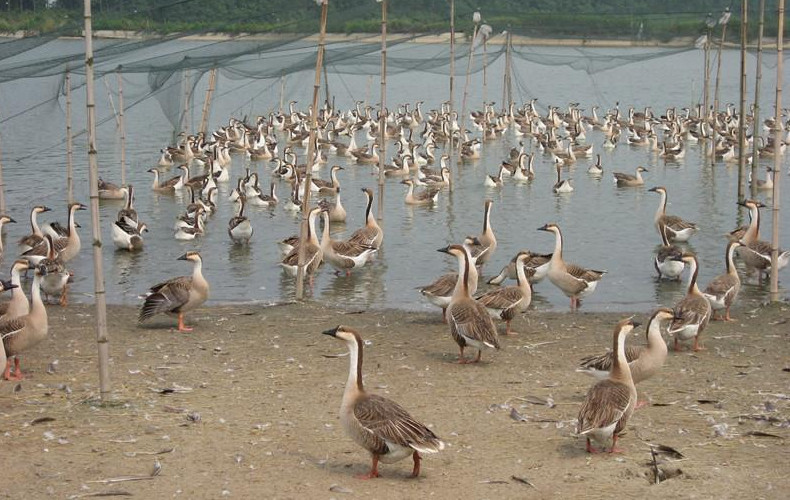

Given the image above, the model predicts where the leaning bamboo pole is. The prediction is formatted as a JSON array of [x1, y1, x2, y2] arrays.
[[377, 0, 388, 221], [83, 0, 111, 398], [448, 0, 455, 190], [769, 0, 784, 300], [458, 12, 481, 160], [199, 68, 217, 136], [0, 130, 5, 214], [737, 0, 748, 203], [66, 69, 74, 204], [711, 8, 731, 165], [117, 69, 126, 186], [750, 0, 766, 198], [295, 0, 329, 300]]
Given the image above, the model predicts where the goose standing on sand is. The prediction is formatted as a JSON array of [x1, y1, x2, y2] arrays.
[[138, 251, 210, 332], [0, 279, 18, 374], [648, 186, 698, 242], [538, 223, 606, 311], [1, 265, 47, 381], [418, 248, 481, 323], [577, 308, 673, 408], [348, 188, 383, 249], [576, 318, 640, 454], [439, 244, 500, 364], [0, 260, 31, 321], [322, 325, 444, 479], [18, 205, 51, 254], [612, 166, 648, 187], [0, 214, 16, 256], [474, 251, 533, 335], [668, 253, 711, 352], [702, 241, 742, 321]]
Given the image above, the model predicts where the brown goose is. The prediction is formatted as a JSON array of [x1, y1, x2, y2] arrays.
[[401, 179, 440, 206], [323, 325, 444, 479], [0, 278, 18, 374], [439, 244, 499, 364], [0, 214, 16, 256], [147, 166, 184, 192], [735, 199, 790, 282], [37, 235, 71, 306], [18, 205, 52, 254], [280, 206, 324, 283], [97, 177, 126, 200], [654, 223, 685, 280], [648, 186, 698, 242], [1, 264, 47, 381], [474, 251, 533, 335], [577, 308, 673, 388], [347, 188, 383, 249], [0, 260, 31, 321], [117, 185, 138, 226], [538, 223, 606, 311], [487, 250, 552, 286], [310, 165, 344, 194], [22, 203, 86, 264], [319, 210, 377, 276], [702, 241, 742, 321], [576, 317, 639, 454], [668, 253, 711, 352], [463, 199, 497, 267], [138, 251, 210, 332], [418, 249, 480, 323], [612, 166, 648, 187]]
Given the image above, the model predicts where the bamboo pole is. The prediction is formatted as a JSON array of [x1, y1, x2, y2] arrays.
[[279, 73, 286, 113], [117, 69, 126, 186], [295, 0, 329, 300], [711, 8, 731, 165], [448, 0, 455, 190], [769, 0, 784, 300], [102, 75, 120, 128], [703, 13, 714, 123], [0, 128, 5, 214], [83, 0, 111, 399], [737, 0, 748, 203], [502, 31, 512, 115], [199, 68, 217, 135], [750, 0, 766, 198], [458, 12, 481, 159], [66, 70, 74, 204], [377, 0, 388, 221]]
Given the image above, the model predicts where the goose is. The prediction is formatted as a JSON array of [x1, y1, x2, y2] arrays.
[[703, 241, 742, 321], [612, 166, 648, 187], [0, 260, 31, 321], [322, 325, 444, 479], [474, 251, 533, 335], [735, 199, 790, 281], [439, 244, 500, 364], [22, 202, 86, 264], [37, 235, 71, 306], [310, 165, 344, 194], [18, 205, 52, 254], [483, 163, 506, 188], [347, 188, 384, 249], [351, 143, 380, 164], [417, 166, 451, 188], [173, 207, 205, 241], [487, 251, 552, 286], [463, 199, 497, 267], [380, 154, 412, 178], [576, 318, 640, 454], [319, 186, 347, 223], [577, 308, 673, 392], [97, 177, 126, 200], [1, 264, 47, 380], [654, 223, 685, 280], [552, 163, 573, 193], [148, 166, 186, 193], [112, 219, 148, 251], [401, 179, 440, 206], [648, 186, 698, 242], [280, 206, 324, 283], [138, 251, 210, 332], [418, 248, 481, 323], [749, 166, 775, 191], [116, 184, 138, 226], [512, 153, 535, 182], [0, 214, 16, 255], [538, 223, 606, 311], [668, 253, 711, 352], [228, 195, 253, 245], [319, 210, 377, 276]]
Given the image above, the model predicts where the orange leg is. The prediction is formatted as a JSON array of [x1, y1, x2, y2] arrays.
[[585, 438, 600, 454], [410, 451, 422, 478], [609, 434, 625, 454], [13, 357, 23, 380], [3, 359, 12, 381], [635, 399, 650, 410], [504, 320, 517, 336], [59, 284, 69, 307], [177, 313, 193, 332], [356, 455, 380, 479], [473, 349, 483, 363], [457, 346, 469, 364], [692, 336, 705, 352], [673, 337, 682, 352], [441, 308, 447, 324], [724, 307, 735, 322]]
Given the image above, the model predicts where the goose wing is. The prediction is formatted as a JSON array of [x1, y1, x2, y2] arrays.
[[355, 393, 444, 453], [139, 276, 193, 322], [703, 275, 739, 302], [448, 299, 500, 349], [566, 263, 606, 282], [577, 379, 632, 434], [669, 295, 710, 333], [578, 345, 644, 372], [476, 286, 525, 311], [662, 215, 697, 232], [0, 317, 26, 347], [419, 273, 457, 297], [348, 227, 378, 248]]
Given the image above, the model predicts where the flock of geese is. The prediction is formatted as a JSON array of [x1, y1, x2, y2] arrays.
[[1, 95, 789, 477]]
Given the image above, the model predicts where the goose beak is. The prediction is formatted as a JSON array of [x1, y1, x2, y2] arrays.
[[647, 187, 658, 193], [0, 279, 17, 291], [77, 203, 88, 210], [42, 206, 52, 212], [177, 253, 189, 261], [6, 217, 16, 223], [437, 245, 451, 254], [322, 325, 341, 337], [631, 320, 642, 329], [537, 224, 549, 231]]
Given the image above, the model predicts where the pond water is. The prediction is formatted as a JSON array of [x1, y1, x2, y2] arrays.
[[0, 39, 787, 313]]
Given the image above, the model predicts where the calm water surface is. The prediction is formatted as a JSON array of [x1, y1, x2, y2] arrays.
[[0, 40, 787, 313]]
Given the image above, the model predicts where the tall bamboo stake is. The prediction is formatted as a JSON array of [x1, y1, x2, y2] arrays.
[[83, 0, 111, 399], [458, 13, 480, 159], [737, 0, 748, 202], [117, 69, 126, 186], [502, 31, 512, 115], [0, 129, 5, 214], [750, 0, 766, 197], [711, 8, 731, 165], [279, 73, 286, 113], [295, 0, 329, 300], [66, 69, 74, 203], [703, 13, 714, 122], [199, 68, 217, 135], [377, 0, 388, 221], [769, 0, 784, 300], [448, 0, 455, 190]]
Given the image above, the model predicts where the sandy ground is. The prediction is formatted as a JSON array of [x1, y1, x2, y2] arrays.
[[1, 300, 789, 499]]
